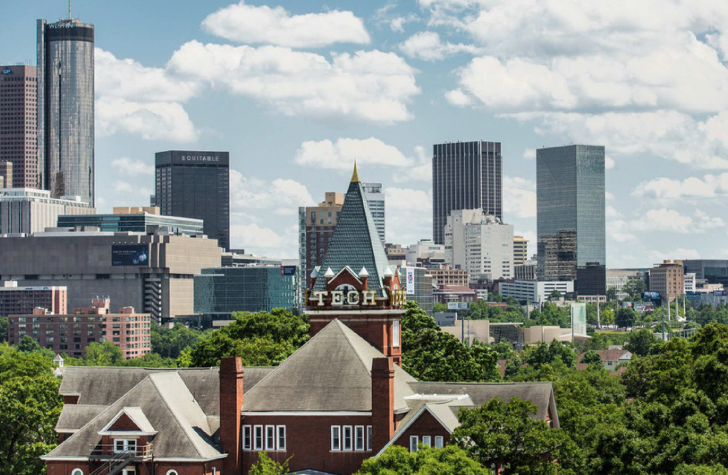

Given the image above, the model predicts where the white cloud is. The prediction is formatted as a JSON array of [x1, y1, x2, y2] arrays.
[[606, 205, 621, 218], [607, 220, 635, 243], [630, 208, 694, 234], [96, 98, 199, 143], [230, 170, 315, 216], [649, 248, 702, 263], [167, 41, 420, 124], [111, 157, 154, 176], [605, 156, 615, 169], [113, 181, 152, 200], [634, 173, 728, 199], [374, 3, 420, 33], [229, 223, 299, 258], [385, 187, 432, 244], [522, 148, 536, 160], [503, 176, 536, 218], [399, 31, 482, 61], [695, 209, 726, 230], [201, 1, 370, 48]]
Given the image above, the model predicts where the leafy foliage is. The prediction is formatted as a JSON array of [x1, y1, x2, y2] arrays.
[[248, 452, 291, 475], [358, 444, 489, 475], [151, 323, 212, 359]]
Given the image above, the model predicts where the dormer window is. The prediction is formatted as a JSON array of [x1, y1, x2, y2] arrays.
[[114, 439, 136, 454]]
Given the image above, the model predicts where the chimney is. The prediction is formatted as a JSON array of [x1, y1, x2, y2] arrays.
[[220, 357, 244, 475], [371, 357, 395, 453]]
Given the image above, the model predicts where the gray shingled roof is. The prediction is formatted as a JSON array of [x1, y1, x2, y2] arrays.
[[312, 179, 392, 296], [243, 320, 417, 412], [56, 405, 107, 432], [45, 372, 223, 460]]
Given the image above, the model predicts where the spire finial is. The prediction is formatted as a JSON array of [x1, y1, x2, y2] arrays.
[[351, 160, 360, 183]]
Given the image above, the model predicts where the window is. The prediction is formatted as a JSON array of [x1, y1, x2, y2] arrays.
[[331, 426, 341, 451], [277, 426, 286, 451], [410, 436, 419, 452], [422, 436, 431, 447], [114, 439, 136, 454], [166, 471, 178, 475], [243, 425, 252, 450], [265, 425, 275, 450], [71, 470, 83, 475], [343, 426, 353, 451], [435, 436, 444, 448], [355, 426, 365, 451], [367, 425, 373, 451], [254, 425, 263, 450], [392, 321, 400, 348]]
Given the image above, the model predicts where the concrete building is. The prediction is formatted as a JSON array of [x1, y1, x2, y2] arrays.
[[58, 206, 203, 235], [500, 280, 574, 304], [537, 145, 605, 293], [0, 229, 221, 323], [221, 251, 282, 267], [445, 209, 513, 283], [8, 297, 150, 359], [428, 266, 469, 287], [519, 326, 580, 344], [433, 285, 478, 305], [683, 260, 728, 288], [0, 187, 93, 234], [299, 191, 344, 294], [38, 18, 95, 205], [684, 273, 697, 293], [405, 239, 445, 266], [0, 280, 67, 315], [432, 141, 502, 244], [0, 65, 38, 188], [649, 260, 684, 302], [513, 235, 528, 266], [362, 182, 385, 242], [155, 150, 230, 250], [606, 268, 649, 299], [401, 267, 434, 316], [515, 260, 537, 281], [194, 265, 300, 327]]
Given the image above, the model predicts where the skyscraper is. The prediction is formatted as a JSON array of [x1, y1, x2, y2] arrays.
[[37, 17, 95, 205], [361, 181, 385, 242], [298, 191, 344, 296], [537, 144, 606, 293], [432, 141, 502, 244], [0, 65, 38, 188], [155, 151, 230, 250]]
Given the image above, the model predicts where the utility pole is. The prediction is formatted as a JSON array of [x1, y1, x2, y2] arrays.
[[597, 302, 601, 329]]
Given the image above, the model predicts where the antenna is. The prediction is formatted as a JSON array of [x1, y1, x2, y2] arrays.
[[68, 0, 72, 20]]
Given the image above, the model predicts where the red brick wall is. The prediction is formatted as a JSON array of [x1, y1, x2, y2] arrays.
[[241, 415, 373, 475], [108, 413, 139, 431], [371, 358, 394, 454], [220, 357, 243, 475], [46, 461, 91, 475], [47, 461, 219, 475], [310, 313, 402, 364], [391, 410, 451, 451]]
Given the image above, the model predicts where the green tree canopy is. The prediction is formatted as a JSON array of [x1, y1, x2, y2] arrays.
[[625, 328, 659, 357], [581, 350, 602, 365], [358, 444, 489, 475]]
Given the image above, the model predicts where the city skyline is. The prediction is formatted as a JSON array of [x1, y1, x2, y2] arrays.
[[1, 0, 727, 266]]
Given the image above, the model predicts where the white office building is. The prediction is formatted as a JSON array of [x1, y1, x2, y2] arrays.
[[500, 280, 574, 303], [0, 188, 94, 235], [445, 209, 514, 283], [405, 239, 445, 266], [684, 273, 696, 293]]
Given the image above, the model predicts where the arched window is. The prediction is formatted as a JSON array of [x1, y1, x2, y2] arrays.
[[71, 470, 84, 475], [166, 471, 178, 475]]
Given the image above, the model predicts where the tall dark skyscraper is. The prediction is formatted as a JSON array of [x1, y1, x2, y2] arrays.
[[432, 141, 502, 244], [155, 150, 230, 250], [537, 144, 606, 294], [0, 65, 39, 188], [37, 17, 95, 205]]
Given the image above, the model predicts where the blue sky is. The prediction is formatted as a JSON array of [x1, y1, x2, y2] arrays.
[[2, 0, 728, 266]]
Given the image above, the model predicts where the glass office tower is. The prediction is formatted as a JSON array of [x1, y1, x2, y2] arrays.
[[155, 151, 230, 250], [537, 145, 606, 293], [362, 182, 385, 243], [37, 18, 95, 205], [432, 141, 502, 244]]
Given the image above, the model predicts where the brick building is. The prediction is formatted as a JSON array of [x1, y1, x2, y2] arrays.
[[0, 280, 66, 315], [299, 191, 344, 298], [8, 297, 151, 359], [649, 260, 684, 302], [0, 65, 39, 188], [43, 167, 559, 475]]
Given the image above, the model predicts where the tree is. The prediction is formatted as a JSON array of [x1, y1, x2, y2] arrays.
[[17, 335, 41, 353], [614, 308, 637, 330], [625, 328, 659, 357], [623, 280, 646, 300], [433, 302, 447, 313], [358, 444, 489, 475], [0, 344, 62, 475], [453, 397, 576, 475], [526, 340, 576, 369], [151, 323, 211, 359], [581, 350, 602, 365], [549, 290, 563, 301], [0, 316, 7, 342], [606, 288, 618, 302], [248, 452, 291, 475], [83, 342, 124, 366]]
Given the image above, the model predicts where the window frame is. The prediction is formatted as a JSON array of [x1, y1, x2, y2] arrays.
[[392, 320, 400, 348], [254, 425, 263, 451], [243, 425, 252, 450], [265, 425, 276, 451], [71, 470, 84, 475], [410, 435, 419, 453], [166, 471, 178, 475], [277, 425, 286, 451], [343, 425, 353, 451], [331, 426, 341, 451], [434, 436, 444, 448], [422, 435, 431, 447], [355, 425, 365, 451], [366, 425, 373, 451]]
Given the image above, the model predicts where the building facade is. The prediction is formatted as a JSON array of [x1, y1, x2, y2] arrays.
[[58, 207, 203, 235], [362, 182, 385, 242], [0, 187, 93, 234], [0, 229, 221, 323], [0, 280, 66, 315], [155, 150, 230, 250], [0, 161, 11, 188], [299, 191, 344, 295], [0, 65, 39, 188], [537, 229, 577, 281], [649, 260, 684, 302], [194, 265, 300, 327], [428, 266, 469, 288], [405, 239, 445, 266], [445, 209, 513, 283], [37, 18, 95, 205], [432, 141, 502, 244], [684, 273, 697, 293], [8, 298, 151, 359], [513, 235, 528, 266], [606, 268, 649, 299], [500, 280, 574, 304], [515, 260, 537, 281], [537, 145, 605, 293], [683, 260, 728, 288], [402, 267, 434, 316]]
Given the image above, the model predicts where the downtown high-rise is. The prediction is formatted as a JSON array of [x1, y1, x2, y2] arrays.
[[432, 141, 502, 244], [37, 17, 95, 205], [0, 65, 39, 188], [361, 181, 385, 242], [537, 144, 606, 295]]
